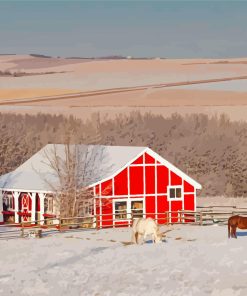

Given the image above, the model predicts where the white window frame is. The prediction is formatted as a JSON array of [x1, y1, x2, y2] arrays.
[[113, 198, 144, 221], [167, 185, 183, 201], [130, 199, 144, 219], [113, 199, 128, 221]]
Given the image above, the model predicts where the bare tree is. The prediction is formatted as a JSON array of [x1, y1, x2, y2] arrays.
[[42, 143, 112, 218]]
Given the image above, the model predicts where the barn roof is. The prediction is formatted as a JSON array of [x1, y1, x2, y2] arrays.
[[0, 144, 202, 192], [0, 144, 146, 192]]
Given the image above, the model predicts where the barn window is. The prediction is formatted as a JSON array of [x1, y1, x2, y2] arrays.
[[114, 201, 127, 219], [168, 186, 183, 200], [131, 201, 143, 218]]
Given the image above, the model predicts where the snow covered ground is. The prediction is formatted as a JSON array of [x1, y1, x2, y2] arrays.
[[197, 196, 247, 208], [172, 79, 247, 92], [1, 225, 247, 296]]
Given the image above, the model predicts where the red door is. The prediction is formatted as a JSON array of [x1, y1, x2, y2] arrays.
[[21, 194, 31, 222]]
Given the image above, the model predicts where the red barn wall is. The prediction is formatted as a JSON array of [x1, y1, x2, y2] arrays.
[[101, 179, 113, 196], [170, 171, 182, 186], [94, 151, 197, 228], [114, 168, 128, 196], [145, 196, 155, 219], [184, 194, 195, 222], [145, 152, 155, 164], [130, 166, 144, 195], [171, 200, 183, 222], [184, 195, 194, 211], [184, 180, 194, 193], [184, 180, 195, 212], [145, 166, 155, 194], [157, 195, 169, 224], [101, 198, 113, 228], [157, 166, 169, 194], [132, 155, 143, 164]]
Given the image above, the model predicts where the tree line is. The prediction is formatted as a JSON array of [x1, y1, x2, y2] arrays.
[[0, 111, 246, 197]]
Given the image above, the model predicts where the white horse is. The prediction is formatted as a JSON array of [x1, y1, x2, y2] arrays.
[[131, 217, 163, 244]]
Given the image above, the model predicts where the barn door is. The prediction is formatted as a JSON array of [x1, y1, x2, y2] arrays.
[[21, 194, 30, 222]]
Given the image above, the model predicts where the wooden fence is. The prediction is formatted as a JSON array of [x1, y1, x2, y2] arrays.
[[1, 208, 247, 238]]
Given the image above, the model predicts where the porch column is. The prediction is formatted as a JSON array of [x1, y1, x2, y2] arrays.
[[13, 191, 20, 223], [0, 191, 3, 223], [31, 192, 36, 224], [39, 193, 45, 225]]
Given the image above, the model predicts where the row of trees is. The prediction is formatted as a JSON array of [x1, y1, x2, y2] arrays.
[[0, 111, 246, 198]]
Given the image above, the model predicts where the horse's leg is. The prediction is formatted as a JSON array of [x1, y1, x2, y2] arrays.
[[232, 226, 237, 239], [135, 232, 139, 244], [131, 231, 136, 244], [143, 233, 147, 244], [230, 224, 235, 238], [228, 220, 231, 238]]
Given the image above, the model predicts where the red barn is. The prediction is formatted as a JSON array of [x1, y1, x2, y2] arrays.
[[0, 145, 201, 227], [91, 146, 201, 228]]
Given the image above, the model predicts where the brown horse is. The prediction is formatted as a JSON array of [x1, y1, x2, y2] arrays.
[[228, 215, 247, 238]]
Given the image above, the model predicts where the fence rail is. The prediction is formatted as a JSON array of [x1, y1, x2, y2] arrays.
[[1, 209, 247, 238]]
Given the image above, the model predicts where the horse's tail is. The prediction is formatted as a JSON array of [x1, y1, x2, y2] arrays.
[[228, 218, 231, 238]]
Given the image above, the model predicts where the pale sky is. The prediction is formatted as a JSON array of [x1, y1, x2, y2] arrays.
[[0, 1, 246, 58]]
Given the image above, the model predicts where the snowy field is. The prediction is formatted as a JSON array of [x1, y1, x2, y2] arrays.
[[1, 225, 247, 296], [172, 79, 247, 92], [197, 196, 247, 208]]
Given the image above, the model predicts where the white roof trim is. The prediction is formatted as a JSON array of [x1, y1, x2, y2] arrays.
[[146, 148, 202, 190], [89, 147, 202, 190], [0, 188, 53, 194], [89, 148, 147, 187]]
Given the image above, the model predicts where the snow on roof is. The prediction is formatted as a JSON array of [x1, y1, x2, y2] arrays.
[[0, 144, 146, 192], [0, 144, 201, 192]]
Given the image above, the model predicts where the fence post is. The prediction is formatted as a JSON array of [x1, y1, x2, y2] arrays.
[[199, 212, 203, 226], [59, 218, 62, 232], [96, 215, 99, 230], [20, 222, 24, 238], [166, 212, 169, 226]]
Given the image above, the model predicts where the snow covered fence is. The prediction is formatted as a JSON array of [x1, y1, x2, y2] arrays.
[[94, 211, 200, 229], [0, 223, 22, 239], [2, 209, 247, 240], [24, 209, 247, 229], [198, 210, 247, 225]]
